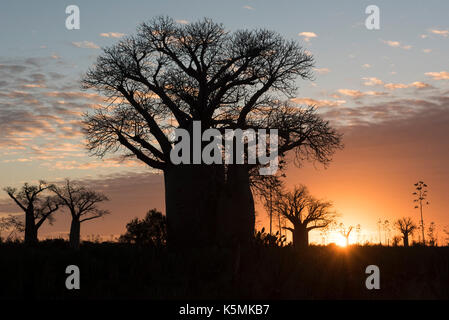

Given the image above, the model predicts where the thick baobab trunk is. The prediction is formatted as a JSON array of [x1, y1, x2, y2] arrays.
[[69, 217, 81, 250], [403, 235, 409, 247], [24, 208, 38, 245], [292, 225, 309, 249], [216, 165, 255, 247], [164, 164, 224, 248]]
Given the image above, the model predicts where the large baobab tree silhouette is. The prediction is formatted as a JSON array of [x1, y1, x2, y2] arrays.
[[51, 180, 109, 249], [413, 181, 429, 245], [395, 217, 417, 247], [272, 185, 337, 249], [82, 16, 342, 248], [4, 181, 59, 245]]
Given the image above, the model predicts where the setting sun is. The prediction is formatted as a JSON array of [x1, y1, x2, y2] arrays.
[[336, 236, 348, 247]]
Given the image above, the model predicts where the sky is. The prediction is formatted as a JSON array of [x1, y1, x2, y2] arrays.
[[0, 0, 448, 244]]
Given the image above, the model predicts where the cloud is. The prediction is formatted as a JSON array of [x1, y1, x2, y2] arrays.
[[243, 5, 254, 10], [429, 29, 449, 37], [99, 32, 126, 38], [363, 77, 384, 86], [422, 49, 432, 53], [384, 82, 431, 90], [71, 41, 100, 49], [362, 64, 371, 69], [425, 71, 449, 80], [298, 32, 317, 42], [381, 40, 412, 50], [337, 89, 386, 98], [314, 68, 330, 74], [291, 97, 346, 108], [175, 20, 189, 25]]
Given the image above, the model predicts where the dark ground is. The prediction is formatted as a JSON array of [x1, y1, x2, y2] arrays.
[[1, 241, 448, 299]]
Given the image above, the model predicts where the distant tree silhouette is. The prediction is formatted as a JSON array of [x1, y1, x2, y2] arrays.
[[339, 223, 353, 247], [427, 221, 437, 246], [51, 179, 109, 249], [383, 220, 390, 246], [392, 236, 401, 247], [82, 16, 343, 249], [377, 219, 382, 245], [443, 226, 449, 246], [119, 209, 167, 247], [395, 217, 417, 247], [0, 215, 24, 242], [272, 185, 336, 249], [413, 181, 429, 245], [4, 181, 59, 245]]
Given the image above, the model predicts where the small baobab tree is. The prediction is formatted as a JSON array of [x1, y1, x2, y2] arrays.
[[51, 179, 109, 249], [4, 181, 59, 245], [272, 185, 337, 249], [339, 223, 353, 247], [395, 217, 417, 247]]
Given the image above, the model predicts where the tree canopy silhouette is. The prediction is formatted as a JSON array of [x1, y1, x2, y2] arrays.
[[272, 185, 337, 249], [82, 16, 342, 248], [4, 181, 58, 245], [395, 217, 417, 247], [119, 209, 167, 247], [51, 179, 109, 249]]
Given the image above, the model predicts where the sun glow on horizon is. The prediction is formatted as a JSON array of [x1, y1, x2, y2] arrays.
[[335, 235, 348, 247]]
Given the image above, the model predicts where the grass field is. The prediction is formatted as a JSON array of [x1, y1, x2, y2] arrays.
[[1, 241, 448, 299]]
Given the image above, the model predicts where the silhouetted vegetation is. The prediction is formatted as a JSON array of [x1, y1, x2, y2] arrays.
[[119, 209, 167, 247], [82, 16, 343, 249], [1, 241, 448, 299], [4, 181, 59, 245], [396, 217, 417, 247], [1, 16, 447, 301], [51, 179, 109, 250], [272, 185, 337, 249]]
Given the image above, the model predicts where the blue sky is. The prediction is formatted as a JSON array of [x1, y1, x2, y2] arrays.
[[0, 1, 448, 242]]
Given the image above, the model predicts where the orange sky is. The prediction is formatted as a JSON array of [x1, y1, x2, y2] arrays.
[[15, 101, 444, 246]]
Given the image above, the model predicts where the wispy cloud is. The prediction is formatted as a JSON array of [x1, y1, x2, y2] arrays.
[[71, 41, 100, 49], [429, 29, 449, 37], [362, 77, 383, 86], [314, 68, 331, 74], [298, 32, 317, 42], [425, 71, 449, 80], [291, 97, 346, 108], [99, 32, 125, 38], [381, 40, 412, 50], [243, 5, 254, 10], [384, 82, 431, 90], [337, 89, 386, 98]]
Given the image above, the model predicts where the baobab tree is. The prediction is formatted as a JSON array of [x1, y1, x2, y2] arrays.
[[339, 223, 353, 247], [272, 185, 337, 249], [395, 217, 417, 247], [4, 181, 59, 245], [82, 16, 343, 248], [413, 181, 429, 245], [51, 180, 109, 249]]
